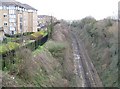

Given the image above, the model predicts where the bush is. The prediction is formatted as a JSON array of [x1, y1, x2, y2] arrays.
[[7, 42, 20, 51], [80, 16, 96, 28], [105, 19, 113, 27], [30, 31, 45, 40], [0, 45, 8, 54], [0, 42, 20, 54], [45, 41, 65, 58], [12, 48, 35, 81]]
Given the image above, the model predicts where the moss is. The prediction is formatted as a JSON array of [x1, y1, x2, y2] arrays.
[[30, 30, 47, 40]]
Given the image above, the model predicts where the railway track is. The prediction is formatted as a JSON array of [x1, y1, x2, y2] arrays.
[[71, 31, 103, 87]]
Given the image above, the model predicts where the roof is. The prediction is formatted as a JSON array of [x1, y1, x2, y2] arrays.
[[0, 0, 37, 10], [38, 15, 51, 18], [1, 2, 23, 7], [0, 0, 16, 2], [22, 4, 37, 10]]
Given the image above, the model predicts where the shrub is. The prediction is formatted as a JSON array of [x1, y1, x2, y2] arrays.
[[45, 41, 65, 58], [80, 16, 96, 27], [0, 45, 8, 54], [30, 31, 45, 40], [12, 48, 35, 81], [7, 42, 20, 51], [105, 18, 113, 27], [0, 42, 20, 54]]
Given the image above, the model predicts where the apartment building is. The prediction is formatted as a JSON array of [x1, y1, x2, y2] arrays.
[[0, 0, 37, 40], [23, 4, 37, 32]]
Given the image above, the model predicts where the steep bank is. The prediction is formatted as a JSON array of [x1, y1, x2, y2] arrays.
[[2, 21, 75, 87]]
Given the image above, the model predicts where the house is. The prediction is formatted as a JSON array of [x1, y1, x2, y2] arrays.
[[37, 15, 57, 30], [0, 0, 37, 40]]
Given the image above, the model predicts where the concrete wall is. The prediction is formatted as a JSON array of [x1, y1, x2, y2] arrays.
[[16, 13, 23, 33], [23, 11, 28, 33], [33, 11, 37, 32]]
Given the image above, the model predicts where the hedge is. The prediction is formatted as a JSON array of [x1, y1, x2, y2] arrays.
[[1, 34, 48, 70], [30, 31, 47, 40], [1, 34, 48, 55], [5, 32, 34, 38]]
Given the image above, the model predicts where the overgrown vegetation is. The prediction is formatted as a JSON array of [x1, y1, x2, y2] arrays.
[[2, 40, 73, 87], [0, 42, 20, 54], [45, 41, 65, 58], [2, 21, 75, 87], [71, 17, 118, 87], [0, 30, 48, 55], [30, 30, 47, 40]]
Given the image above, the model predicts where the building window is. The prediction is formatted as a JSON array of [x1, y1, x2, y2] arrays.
[[10, 27, 15, 31], [3, 13, 7, 17], [11, 31, 14, 35], [9, 10, 15, 14], [3, 14, 7, 17], [9, 14, 16, 18], [20, 17, 22, 22], [4, 23, 7, 26], [3, 6, 7, 10], [0, 6, 2, 9], [20, 23, 22, 30], [9, 18, 15, 22]]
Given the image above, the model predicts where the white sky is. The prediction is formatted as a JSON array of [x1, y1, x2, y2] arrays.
[[16, 0, 119, 20]]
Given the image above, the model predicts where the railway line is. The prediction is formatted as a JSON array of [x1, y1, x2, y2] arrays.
[[71, 31, 103, 87]]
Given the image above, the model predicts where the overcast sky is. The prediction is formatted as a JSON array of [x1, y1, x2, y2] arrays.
[[16, 0, 119, 20]]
